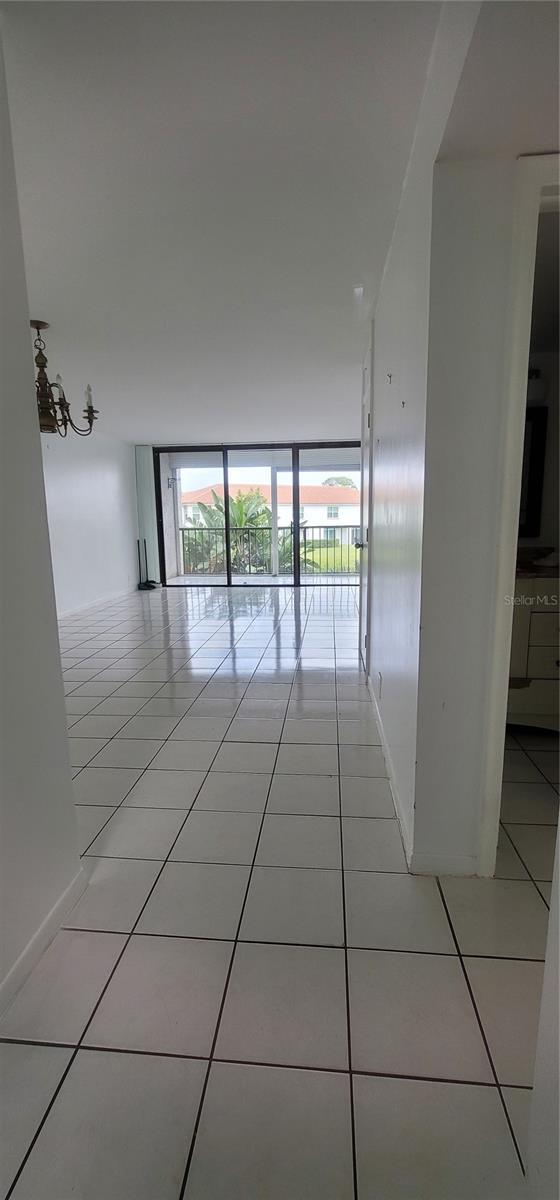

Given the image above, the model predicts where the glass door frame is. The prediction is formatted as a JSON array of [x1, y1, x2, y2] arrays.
[[153, 440, 360, 588]]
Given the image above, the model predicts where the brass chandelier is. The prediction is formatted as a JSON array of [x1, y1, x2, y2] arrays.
[[31, 320, 99, 436]]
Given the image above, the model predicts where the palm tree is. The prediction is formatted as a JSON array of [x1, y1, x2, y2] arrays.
[[187, 489, 273, 574], [192, 488, 272, 529], [185, 487, 318, 576]]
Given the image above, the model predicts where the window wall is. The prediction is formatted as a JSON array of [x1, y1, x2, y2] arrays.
[[154, 442, 360, 586]]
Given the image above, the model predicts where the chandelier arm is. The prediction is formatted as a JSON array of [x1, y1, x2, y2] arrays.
[[67, 415, 94, 436]]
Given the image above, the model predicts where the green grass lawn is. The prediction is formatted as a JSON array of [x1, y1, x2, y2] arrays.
[[304, 545, 360, 574]]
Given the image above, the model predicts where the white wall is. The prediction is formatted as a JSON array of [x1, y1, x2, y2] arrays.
[[184, 502, 361, 527], [412, 159, 518, 875], [42, 431, 138, 615], [299, 505, 361, 526], [368, 4, 480, 857], [0, 37, 82, 1006]]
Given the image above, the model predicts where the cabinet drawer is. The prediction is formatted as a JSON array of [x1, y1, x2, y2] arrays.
[[527, 645, 560, 679], [530, 611, 560, 646]]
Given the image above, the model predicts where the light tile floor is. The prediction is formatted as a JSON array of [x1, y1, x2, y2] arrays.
[[1, 585, 557, 1199]]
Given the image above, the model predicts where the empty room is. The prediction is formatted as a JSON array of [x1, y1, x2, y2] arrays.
[[1, 3, 558, 1197]]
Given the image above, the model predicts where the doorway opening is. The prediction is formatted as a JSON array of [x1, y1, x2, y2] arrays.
[[498, 203, 558, 892], [153, 441, 362, 588]]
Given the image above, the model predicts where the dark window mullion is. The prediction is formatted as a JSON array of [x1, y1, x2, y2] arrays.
[[152, 450, 167, 586], [223, 448, 232, 586], [292, 447, 300, 587]]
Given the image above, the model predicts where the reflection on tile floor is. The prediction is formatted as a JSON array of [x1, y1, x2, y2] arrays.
[[2, 585, 557, 1198]]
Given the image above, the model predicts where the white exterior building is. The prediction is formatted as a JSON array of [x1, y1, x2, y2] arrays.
[[181, 483, 361, 541]]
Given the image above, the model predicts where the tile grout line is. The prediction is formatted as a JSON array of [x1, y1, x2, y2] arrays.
[[63, 854, 424, 875], [499, 820, 552, 911], [0, 1033, 534, 1090], [334, 622, 360, 1200], [52, 927, 548, 963], [75, 801, 396, 812], [435, 878, 526, 1178]]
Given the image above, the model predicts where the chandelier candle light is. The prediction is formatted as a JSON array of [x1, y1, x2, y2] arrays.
[[30, 320, 99, 436]]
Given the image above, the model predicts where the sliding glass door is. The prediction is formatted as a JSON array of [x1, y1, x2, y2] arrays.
[[227, 449, 294, 585], [298, 446, 362, 583], [159, 450, 227, 584], [155, 442, 360, 586]]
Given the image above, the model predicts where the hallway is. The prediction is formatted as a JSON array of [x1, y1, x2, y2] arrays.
[[1, 586, 554, 1198]]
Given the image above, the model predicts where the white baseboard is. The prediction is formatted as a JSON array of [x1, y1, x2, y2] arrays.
[[0, 866, 87, 1017], [57, 587, 137, 620], [410, 850, 479, 877], [366, 676, 481, 877], [366, 674, 413, 865], [365, 678, 484, 878]]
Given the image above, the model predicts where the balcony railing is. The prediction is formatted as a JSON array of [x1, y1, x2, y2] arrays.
[[180, 525, 360, 577], [300, 526, 360, 576], [180, 527, 227, 575]]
